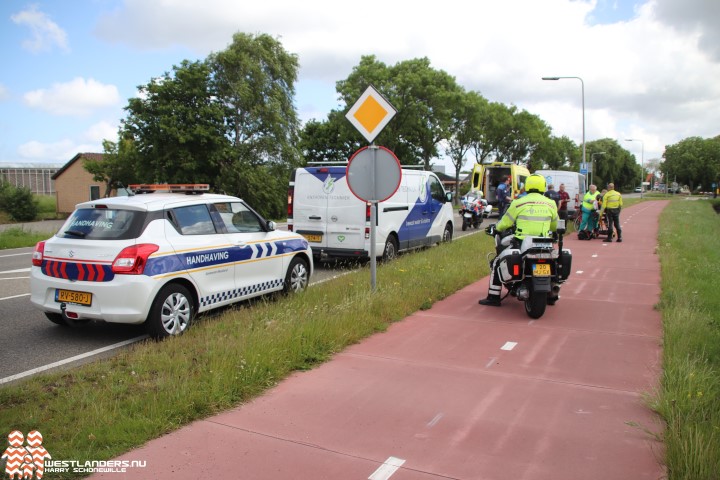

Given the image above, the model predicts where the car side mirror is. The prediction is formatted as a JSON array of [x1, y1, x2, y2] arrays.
[[266, 220, 276, 231], [445, 192, 453, 203]]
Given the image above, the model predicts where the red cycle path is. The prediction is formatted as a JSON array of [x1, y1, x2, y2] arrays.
[[94, 201, 667, 480]]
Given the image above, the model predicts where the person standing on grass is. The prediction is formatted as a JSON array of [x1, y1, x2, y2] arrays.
[[599, 183, 623, 242]]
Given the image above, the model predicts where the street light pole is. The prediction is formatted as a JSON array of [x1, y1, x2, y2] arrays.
[[590, 151, 606, 187], [625, 139, 644, 199], [543, 76, 585, 189]]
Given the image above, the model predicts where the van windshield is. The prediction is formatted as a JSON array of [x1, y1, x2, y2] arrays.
[[58, 208, 145, 240]]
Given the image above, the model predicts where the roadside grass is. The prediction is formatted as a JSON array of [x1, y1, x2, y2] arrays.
[[0, 227, 53, 250], [650, 198, 720, 479], [35, 194, 62, 220], [0, 232, 492, 478]]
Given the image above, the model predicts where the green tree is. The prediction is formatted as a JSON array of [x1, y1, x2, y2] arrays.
[[0, 184, 37, 221], [123, 60, 228, 184], [209, 33, 301, 217], [586, 139, 640, 190], [662, 136, 720, 191], [534, 136, 579, 171], [334, 56, 462, 168], [446, 90, 487, 201], [84, 136, 140, 197], [469, 101, 510, 164]]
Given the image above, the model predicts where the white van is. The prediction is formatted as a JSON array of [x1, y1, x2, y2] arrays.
[[534, 170, 587, 218], [288, 166, 454, 261]]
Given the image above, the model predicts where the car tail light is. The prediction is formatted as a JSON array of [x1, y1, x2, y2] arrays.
[[112, 244, 159, 275], [32, 241, 45, 266]]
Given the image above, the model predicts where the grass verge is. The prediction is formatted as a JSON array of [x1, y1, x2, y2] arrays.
[[0, 227, 53, 249], [650, 198, 720, 479], [0, 232, 492, 478]]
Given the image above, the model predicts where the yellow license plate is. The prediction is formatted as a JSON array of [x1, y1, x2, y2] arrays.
[[533, 264, 551, 277], [56, 289, 92, 306], [302, 234, 323, 243]]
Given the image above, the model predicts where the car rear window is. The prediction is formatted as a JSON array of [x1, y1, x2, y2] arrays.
[[58, 208, 146, 240]]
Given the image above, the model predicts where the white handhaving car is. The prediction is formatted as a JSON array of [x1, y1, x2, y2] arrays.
[[30, 186, 313, 338]]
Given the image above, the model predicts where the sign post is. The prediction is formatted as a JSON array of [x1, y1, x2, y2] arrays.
[[345, 86, 398, 290]]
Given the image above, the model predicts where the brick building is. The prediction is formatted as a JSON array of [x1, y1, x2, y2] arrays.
[[52, 153, 105, 214]]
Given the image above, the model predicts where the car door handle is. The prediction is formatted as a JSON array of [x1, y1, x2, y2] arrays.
[[309, 215, 321, 220]]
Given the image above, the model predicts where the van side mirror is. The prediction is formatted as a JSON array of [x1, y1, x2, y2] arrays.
[[445, 192, 453, 203]]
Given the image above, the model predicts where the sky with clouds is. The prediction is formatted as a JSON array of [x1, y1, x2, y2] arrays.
[[1, 0, 718, 171]]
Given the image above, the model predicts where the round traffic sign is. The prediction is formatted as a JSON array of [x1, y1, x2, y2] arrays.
[[346, 146, 402, 203]]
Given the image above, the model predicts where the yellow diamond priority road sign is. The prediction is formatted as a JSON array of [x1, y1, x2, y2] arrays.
[[345, 86, 397, 143]]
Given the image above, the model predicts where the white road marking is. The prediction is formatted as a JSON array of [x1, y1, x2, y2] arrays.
[[0, 293, 30, 301], [576, 270, 584, 274], [0, 268, 31, 274], [0, 335, 148, 385], [369, 457, 406, 480], [501, 341, 517, 351], [426, 412, 444, 427], [0, 277, 29, 281], [0, 252, 31, 258], [591, 254, 598, 258], [485, 357, 498, 368]]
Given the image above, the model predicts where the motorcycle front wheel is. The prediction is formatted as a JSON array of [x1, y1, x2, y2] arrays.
[[525, 291, 547, 319]]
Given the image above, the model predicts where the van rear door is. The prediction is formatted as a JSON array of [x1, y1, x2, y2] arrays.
[[292, 167, 365, 255]]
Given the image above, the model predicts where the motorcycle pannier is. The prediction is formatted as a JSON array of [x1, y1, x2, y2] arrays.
[[498, 250, 523, 282], [557, 249, 572, 281]]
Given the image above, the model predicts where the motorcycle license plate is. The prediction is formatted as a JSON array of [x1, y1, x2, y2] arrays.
[[55, 289, 92, 306], [532, 264, 551, 277], [464, 213, 473, 218]]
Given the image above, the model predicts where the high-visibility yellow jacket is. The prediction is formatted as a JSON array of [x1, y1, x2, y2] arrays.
[[582, 191, 600, 211], [600, 189, 622, 214], [497, 192, 558, 239]]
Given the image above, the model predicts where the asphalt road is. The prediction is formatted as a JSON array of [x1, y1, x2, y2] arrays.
[[0, 218, 477, 383]]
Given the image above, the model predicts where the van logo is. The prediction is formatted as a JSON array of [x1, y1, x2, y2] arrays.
[[418, 178, 428, 203], [337, 235, 345, 242], [323, 176, 335, 194], [331, 215, 338, 222]]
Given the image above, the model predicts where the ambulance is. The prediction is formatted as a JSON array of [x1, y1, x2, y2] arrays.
[[288, 166, 454, 262], [468, 162, 531, 213]]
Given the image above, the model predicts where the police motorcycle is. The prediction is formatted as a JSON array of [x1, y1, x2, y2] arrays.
[[484, 220, 572, 319], [459, 194, 492, 231]]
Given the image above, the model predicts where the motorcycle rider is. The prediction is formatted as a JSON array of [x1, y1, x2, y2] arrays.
[[479, 174, 559, 307]]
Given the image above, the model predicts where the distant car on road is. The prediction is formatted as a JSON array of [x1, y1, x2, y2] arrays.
[[634, 187, 642, 193]]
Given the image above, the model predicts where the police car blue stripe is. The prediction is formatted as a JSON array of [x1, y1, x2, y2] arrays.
[[145, 238, 309, 277]]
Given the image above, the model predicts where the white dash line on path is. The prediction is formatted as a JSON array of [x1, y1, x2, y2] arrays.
[[426, 413, 444, 428], [501, 341, 518, 351], [576, 270, 584, 274], [592, 254, 598, 258], [485, 357, 498, 368], [369, 456, 406, 480]]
